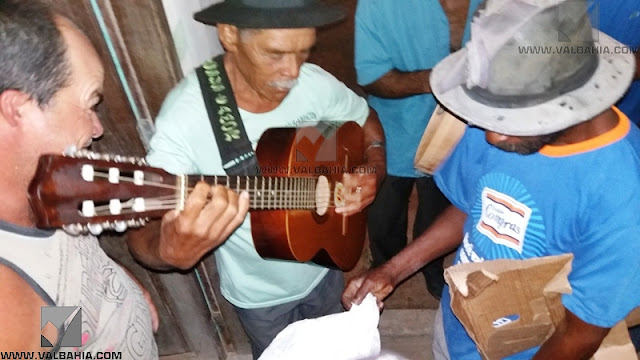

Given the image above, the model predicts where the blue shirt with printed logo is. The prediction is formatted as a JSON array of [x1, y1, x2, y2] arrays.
[[434, 108, 640, 359]]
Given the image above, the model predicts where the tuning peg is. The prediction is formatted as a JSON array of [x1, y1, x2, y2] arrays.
[[61, 146, 148, 166], [128, 218, 148, 228], [62, 223, 86, 236], [113, 220, 128, 232], [87, 223, 104, 235]]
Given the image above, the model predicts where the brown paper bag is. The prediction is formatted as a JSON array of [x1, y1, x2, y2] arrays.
[[413, 104, 466, 175]]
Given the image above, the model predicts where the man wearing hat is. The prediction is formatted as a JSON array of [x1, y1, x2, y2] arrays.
[[342, 0, 640, 358], [127, 0, 386, 358]]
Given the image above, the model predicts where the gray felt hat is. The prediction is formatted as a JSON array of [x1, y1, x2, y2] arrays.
[[430, 0, 636, 136]]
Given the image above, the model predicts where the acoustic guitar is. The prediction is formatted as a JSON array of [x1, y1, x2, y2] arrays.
[[28, 121, 367, 271]]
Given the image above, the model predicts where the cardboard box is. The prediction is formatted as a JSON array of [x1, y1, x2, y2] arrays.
[[444, 254, 637, 360]]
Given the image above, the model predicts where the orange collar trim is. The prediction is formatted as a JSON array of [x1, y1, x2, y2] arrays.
[[539, 107, 630, 158]]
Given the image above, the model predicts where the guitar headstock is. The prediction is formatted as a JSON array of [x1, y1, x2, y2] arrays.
[[28, 149, 177, 235]]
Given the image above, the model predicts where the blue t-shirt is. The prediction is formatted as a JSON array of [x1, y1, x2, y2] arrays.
[[589, 0, 640, 125], [354, 0, 482, 177], [434, 108, 640, 359]]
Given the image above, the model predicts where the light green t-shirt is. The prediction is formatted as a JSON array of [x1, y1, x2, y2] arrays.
[[147, 62, 369, 308]]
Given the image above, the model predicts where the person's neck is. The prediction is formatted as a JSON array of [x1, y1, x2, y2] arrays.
[[0, 178, 36, 228], [550, 108, 619, 146], [223, 53, 282, 113]]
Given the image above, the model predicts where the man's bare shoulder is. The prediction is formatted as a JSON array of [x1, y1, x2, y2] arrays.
[[0, 264, 54, 351]]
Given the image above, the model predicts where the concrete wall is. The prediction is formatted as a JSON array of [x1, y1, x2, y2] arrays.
[[161, 0, 224, 75]]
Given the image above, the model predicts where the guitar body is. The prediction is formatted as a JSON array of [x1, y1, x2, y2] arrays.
[[252, 121, 366, 271], [27, 122, 367, 272]]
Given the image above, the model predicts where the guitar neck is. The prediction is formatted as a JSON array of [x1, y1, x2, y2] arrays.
[[187, 175, 320, 210]]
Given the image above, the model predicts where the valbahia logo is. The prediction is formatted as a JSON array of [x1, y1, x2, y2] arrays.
[[41, 306, 82, 348], [294, 121, 340, 163]]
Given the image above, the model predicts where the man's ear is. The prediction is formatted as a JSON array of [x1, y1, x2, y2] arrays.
[[217, 23, 240, 52], [0, 90, 32, 127]]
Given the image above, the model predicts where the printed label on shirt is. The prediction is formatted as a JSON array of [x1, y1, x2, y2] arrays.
[[458, 233, 485, 264], [476, 188, 532, 253]]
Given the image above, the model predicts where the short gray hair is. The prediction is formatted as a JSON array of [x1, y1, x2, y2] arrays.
[[238, 28, 263, 42], [0, 0, 71, 106]]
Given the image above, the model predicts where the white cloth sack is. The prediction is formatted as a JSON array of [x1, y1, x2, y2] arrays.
[[259, 293, 382, 360]]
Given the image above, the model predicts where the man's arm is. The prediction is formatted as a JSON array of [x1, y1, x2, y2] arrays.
[[361, 69, 433, 99], [127, 183, 249, 270], [532, 309, 610, 360], [336, 108, 386, 216], [362, 108, 386, 188], [634, 51, 639, 79], [342, 205, 465, 308], [0, 265, 52, 351]]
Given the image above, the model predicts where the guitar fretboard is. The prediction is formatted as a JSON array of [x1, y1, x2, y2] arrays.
[[188, 175, 319, 210]]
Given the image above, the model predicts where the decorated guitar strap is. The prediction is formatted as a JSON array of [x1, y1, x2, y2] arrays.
[[196, 54, 260, 176]]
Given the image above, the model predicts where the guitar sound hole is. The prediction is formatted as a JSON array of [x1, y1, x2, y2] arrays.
[[315, 176, 330, 216]]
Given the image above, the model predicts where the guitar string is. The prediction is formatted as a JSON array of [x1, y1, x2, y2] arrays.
[[92, 172, 329, 195], [89, 172, 347, 215]]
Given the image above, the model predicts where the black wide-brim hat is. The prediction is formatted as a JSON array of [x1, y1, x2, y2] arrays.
[[194, 0, 345, 29]]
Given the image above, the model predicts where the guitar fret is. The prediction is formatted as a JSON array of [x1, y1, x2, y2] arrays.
[[246, 176, 250, 206], [292, 177, 296, 209], [276, 179, 284, 209], [308, 178, 313, 209], [298, 178, 301, 209], [273, 177, 278, 209], [253, 176, 257, 209], [305, 179, 311, 209], [260, 176, 265, 210], [295, 178, 300, 209], [268, 177, 272, 210], [285, 177, 289, 209], [309, 178, 313, 209]]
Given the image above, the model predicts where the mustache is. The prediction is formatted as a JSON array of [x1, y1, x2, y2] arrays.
[[269, 79, 298, 90]]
